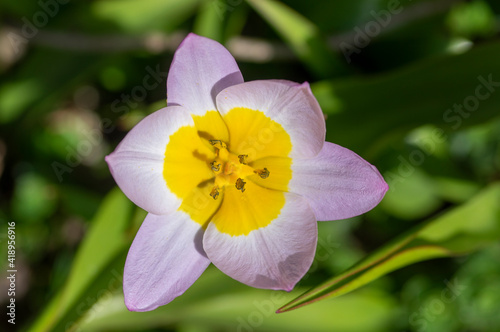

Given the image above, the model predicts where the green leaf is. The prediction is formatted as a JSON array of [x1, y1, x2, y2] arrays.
[[279, 183, 500, 312], [0, 49, 100, 124], [30, 188, 134, 332], [446, 0, 496, 39], [312, 41, 500, 153], [246, 0, 349, 78], [193, 0, 225, 41], [380, 168, 441, 220], [91, 0, 201, 33], [0, 80, 39, 123], [433, 176, 480, 203], [78, 267, 399, 332]]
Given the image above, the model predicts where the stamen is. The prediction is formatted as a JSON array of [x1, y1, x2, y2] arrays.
[[235, 178, 246, 192], [209, 140, 227, 150], [210, 186, 220, 200], [254, 168, 270, 179], [210, 161, 221, 172], [238, 154, 248, 165]]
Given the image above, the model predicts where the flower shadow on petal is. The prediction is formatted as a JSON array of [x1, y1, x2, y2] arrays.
[[211, 72, 245, 104], [194, 226, 208, 257], [252, 250, 315, 291]]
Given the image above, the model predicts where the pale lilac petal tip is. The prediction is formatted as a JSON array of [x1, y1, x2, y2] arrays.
[[289, 142, 388, 221], [370, 164, 390, 194], [124, 212, 210, 311], [167, 33, 244, 115]]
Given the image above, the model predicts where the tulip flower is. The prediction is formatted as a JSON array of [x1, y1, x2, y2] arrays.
[[106, 33, 388, 311]]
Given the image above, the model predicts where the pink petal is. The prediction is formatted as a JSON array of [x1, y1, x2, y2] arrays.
[[124, 212, 210, 311], [216, 80, 325, 158], [203, 193, 317, 291], [289, 142, 389, 221], [105, 106, 193, 215], [167, 33, 244, 115]]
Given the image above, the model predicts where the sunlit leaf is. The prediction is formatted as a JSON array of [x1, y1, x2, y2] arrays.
[[446, 0, 496, 39], [30, 188, 133, 332], [279, 183, 500, 312], [246, 0, 349, 78], [92, 0, 201, 33], [381, 169, 441, 220], [0, 80, 39, 123], [78, 267, 399, 332], [0, 49, 99, 124], [312, 41, 500, 153], [193, 0, 225, 41]]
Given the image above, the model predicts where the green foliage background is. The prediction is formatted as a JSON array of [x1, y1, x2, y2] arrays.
[[1, 0, 499, 331]]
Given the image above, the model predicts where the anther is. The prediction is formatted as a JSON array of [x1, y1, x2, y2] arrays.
[[210, 161, 221, 172], [209, 140, 227, 150], [235, 178, 246, 192], [238, 154, 248, 165], [210, 186, 220, 200], [254, 168, 270, 179]]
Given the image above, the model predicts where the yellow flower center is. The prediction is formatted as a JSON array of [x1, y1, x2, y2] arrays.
[[163, 108, 292, 236], [207, 139, 271, 200]]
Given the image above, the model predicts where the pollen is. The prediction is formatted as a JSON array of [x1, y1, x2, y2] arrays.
[[210, 161, 221, 172], [238, 154, 248, 165], [254, 168, 270, 179], [210, 186, 220, 200], [235, 178, 246, 192], [209, 140, 227, 150]]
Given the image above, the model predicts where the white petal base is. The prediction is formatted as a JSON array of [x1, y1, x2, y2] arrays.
[[203, 193, 317, 291], [106, 106, 194, 215]]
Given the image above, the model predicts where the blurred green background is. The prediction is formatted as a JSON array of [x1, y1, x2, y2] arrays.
[[1, 0, 500, 331]]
